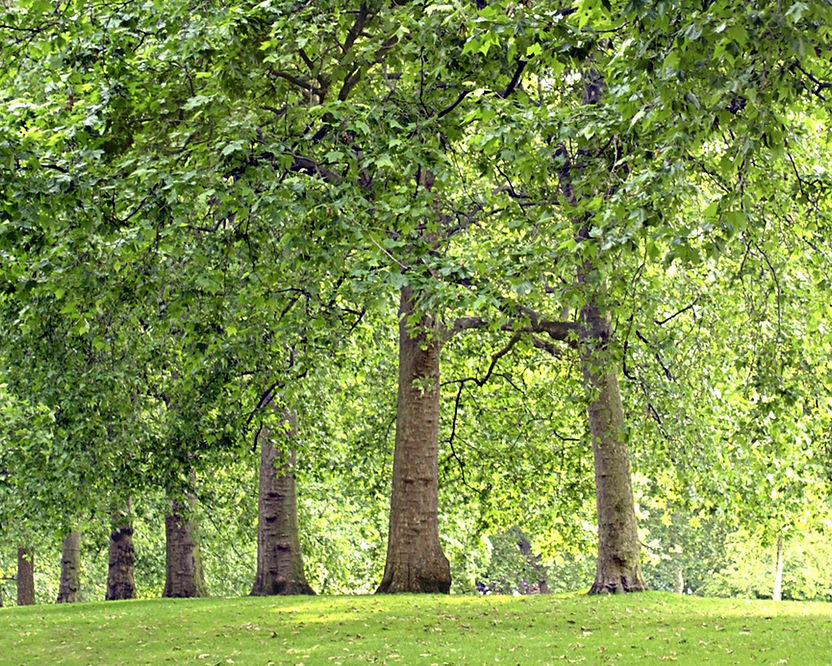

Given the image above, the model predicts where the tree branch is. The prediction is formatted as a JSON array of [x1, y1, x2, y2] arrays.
[[499, 58, 527, 98], [448, 309, 580, 345], [654, 299, 699, 326]]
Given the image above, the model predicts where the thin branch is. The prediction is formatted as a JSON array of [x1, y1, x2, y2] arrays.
[[531, 336, 563, 357], [480, 332, 523, 386], [272, 69, 316, 92], [635, 329, 673, 381], [446, 382, 468, 485], [499, 58, 527, 98], [244, 380, 282, 429], [437, 89, 472, 119], [654, 299, 699, 326], [792, 61, 830, 100], [622, 313, 636, 380], [289, 154, 342, 184]]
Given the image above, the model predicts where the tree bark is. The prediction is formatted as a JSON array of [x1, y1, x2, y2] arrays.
[[251, 405, 314, 596], [106, 520, 136, 600], [773, 535, 784, 601], [17, 546, 35, 606], [163, 487, 207, 598], [56, 531, 81, 603], [580, 297, 646, 594], [377, 287, 451, 594]]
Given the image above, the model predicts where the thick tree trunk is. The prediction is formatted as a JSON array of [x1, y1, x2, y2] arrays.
[[17, 546, 35, 606], [56, 531, 81, 603], [106, 521, 136, 600], [377, 287, 451, 594], [773, 535, 784, 601], [580, 297, 646, 595], [163, 489, 207, 598], [251, 406, 314, 596]]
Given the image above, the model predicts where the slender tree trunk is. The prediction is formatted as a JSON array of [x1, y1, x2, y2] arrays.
[[580, 295, 646, 594], [554, 66, 646, 595], [251, 405, 314, 596], [56, 531, 81, 603], [773, 535, 784, 601], [515, 530, 550, 594], [673, 564, 685, 594], [163, 484, 207, 598], [377, 287, 451, 594], [106, 519, 136, 600], [17, 546, 35, 606]]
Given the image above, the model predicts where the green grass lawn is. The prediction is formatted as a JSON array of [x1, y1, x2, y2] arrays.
[[1, 592, 831, 665]]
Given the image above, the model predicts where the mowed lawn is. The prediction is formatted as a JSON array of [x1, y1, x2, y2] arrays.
[[2, 591, 831, 665]]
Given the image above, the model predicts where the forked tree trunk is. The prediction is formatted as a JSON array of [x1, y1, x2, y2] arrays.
[[251, 405, 314, 596], [773, 535, 784, 601], [17, 546, 35, 606], [106, 520, 136, 600], [163, 489, 207, 598], [377, 287, 451, 594], [56, 531, 81, 603], [580, 297, 646, 594]]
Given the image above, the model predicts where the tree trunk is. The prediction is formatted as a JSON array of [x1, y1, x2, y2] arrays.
[[163, 488, 207, 598], [17, 546, 35, 606], [515, 530, 550, 594], [251, 405, 314, 596], [106, 520, 136, 600], [377, 287, 451, 594], [773, 535, 784, 601], [580, 297, 646, 595], [555, 65, 646, 595], [673, 564, 685, 594], [56, 531, 81, 603]]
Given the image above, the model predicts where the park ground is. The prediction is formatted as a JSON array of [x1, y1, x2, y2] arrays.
[[2, 591, 832, 664]]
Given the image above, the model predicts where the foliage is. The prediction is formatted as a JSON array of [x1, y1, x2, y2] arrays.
[[699, 528, 832, 602], [1, 0, 831, 601]]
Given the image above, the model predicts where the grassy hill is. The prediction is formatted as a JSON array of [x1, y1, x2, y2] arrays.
[[2, 592, 831, 664]]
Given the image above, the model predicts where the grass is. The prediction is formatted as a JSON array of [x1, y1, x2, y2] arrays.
[[1, 592, 831, 665]]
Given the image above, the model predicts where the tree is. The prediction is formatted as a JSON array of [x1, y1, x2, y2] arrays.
[[16, 546, 34, 606], [106, 519, 137, 601], [163, 477, 207, 598], [377, 287, 451, 593], [251, 402, 314, 595], [2, 0, 831, 602], [56, 531, 81, 603]]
